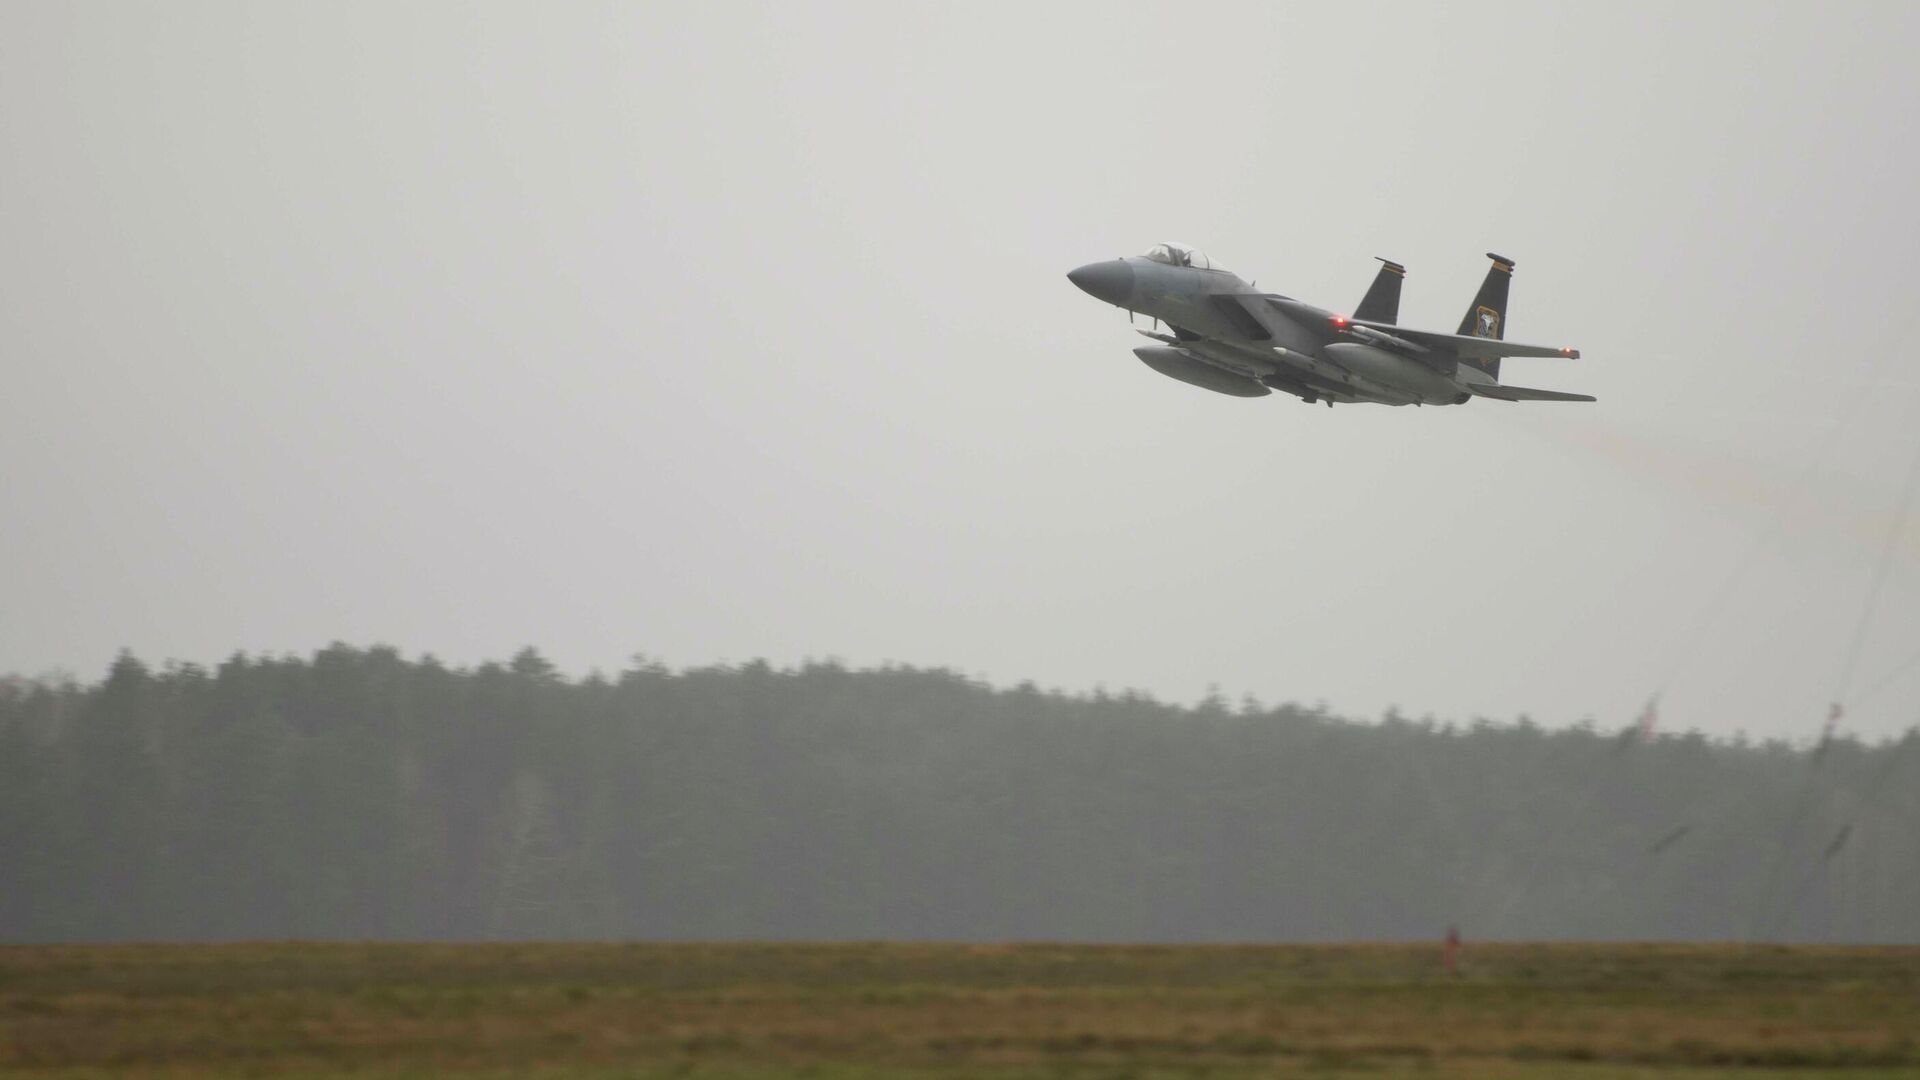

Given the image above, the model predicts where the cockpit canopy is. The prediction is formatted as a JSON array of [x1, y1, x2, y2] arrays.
[[1143, 241, 1214, 270]]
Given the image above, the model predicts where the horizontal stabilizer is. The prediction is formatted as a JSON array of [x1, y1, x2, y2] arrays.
[[1466, 383, 1596, 403]]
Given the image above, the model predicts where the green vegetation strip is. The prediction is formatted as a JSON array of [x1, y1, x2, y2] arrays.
[[3, 943, 1918, 1077]]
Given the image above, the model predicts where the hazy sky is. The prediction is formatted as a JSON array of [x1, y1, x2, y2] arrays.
[[6, 2, 1920, 741]]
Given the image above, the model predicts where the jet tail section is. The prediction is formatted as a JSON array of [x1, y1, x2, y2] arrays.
[[1456, 252, 1514, 379], [1353, 257, 1405, 324]]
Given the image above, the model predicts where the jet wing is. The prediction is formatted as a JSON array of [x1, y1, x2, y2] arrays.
[[1465, 383, 1596, 402], [1258, 297, 1580, 359], [1352, 320, 1579, 360], [1260, 294, 1339, 326]]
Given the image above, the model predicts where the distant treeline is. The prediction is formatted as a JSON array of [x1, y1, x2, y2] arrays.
[[2, 646, 1916, 943]]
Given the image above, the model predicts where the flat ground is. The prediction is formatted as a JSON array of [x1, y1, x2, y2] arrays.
[[2, 942, 1917, 1078]]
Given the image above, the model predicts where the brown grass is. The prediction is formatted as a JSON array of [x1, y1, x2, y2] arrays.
[[1, 942, 1917, 1078]]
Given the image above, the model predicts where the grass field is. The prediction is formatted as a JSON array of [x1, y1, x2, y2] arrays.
[[2, 942, 1917, 1078]]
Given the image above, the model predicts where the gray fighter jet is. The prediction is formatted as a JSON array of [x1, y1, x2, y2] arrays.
[[1068, 243, 1591, 406]]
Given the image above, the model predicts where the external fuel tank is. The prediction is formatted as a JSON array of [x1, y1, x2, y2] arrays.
[[1132, 346, 1270, 397]]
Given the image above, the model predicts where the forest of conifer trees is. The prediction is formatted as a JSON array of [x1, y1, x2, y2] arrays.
[[2, 645, 1915, 943]]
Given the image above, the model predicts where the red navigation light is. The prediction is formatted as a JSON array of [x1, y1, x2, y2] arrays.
[[1331, 314, 1349, 328]]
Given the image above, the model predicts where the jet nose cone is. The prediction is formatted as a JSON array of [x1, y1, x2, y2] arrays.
[[1067, 260, 1135, 306]]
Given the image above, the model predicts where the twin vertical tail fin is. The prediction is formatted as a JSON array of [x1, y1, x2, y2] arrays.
[[1457, 252, 1514, 379], [1353, 257, 1405, 324]]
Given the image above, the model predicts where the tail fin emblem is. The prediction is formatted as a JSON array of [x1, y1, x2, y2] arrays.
[[1474, 307, 1501, 338]]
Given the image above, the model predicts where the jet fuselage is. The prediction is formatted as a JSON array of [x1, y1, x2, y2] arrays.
[[1069, 251, 1474, 406]]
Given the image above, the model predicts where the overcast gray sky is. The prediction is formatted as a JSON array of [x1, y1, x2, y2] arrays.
[[6, 2, 1920, 741]]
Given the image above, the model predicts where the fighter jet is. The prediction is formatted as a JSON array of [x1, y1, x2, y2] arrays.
[[1067, 243, 1591, 406]]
